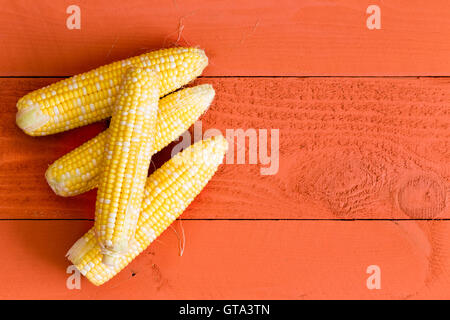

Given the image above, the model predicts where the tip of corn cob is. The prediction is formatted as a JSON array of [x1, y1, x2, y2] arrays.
[[15, 103, 50, 135], [172, 135, 228, 168], [205, 135, 229, 156], [193, 83, 215, 107], [169, 83, 215, 116], [208, 135, 228, 165], [186, 47, 208, 81], [190, 47, 208, 67]]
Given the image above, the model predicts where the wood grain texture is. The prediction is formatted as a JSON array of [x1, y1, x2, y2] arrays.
[[1, 220, 450, 299], [1, 0, 450, 76], [1, 77, 448, 219]]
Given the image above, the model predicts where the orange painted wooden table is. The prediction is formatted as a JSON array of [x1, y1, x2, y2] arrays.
[[0, 0, 449, 299]]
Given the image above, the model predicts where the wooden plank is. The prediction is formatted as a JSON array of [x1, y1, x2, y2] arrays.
[[194, 77, 450, 220], [1, 77, 448, 219], [0, 220, 449, 299], [1, 0, 450, 76]]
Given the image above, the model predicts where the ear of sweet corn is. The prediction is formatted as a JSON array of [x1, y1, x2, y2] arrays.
[[67, 135, 228, 286], [16, 47, 208, 136], [45, 84, 215, 197], [95, 67, 159, 265]]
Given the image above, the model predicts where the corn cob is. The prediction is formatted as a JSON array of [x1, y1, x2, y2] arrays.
[[67, 136, 228, 286], [45, 84, 214, 197], [16, 47, 207, 136], [95, 67, 159, 265]]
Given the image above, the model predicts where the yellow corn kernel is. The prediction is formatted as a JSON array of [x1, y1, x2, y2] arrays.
[[45, 84, 215, 196], [67, 135, 228, 286], [16, 47, 208, 136], [95, 67, 159, 265]]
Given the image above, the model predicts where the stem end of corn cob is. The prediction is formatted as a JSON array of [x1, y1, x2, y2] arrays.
[[16, 103, 49, 135], [66, 233, 95, 266], [101, 254, 117, 267]]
